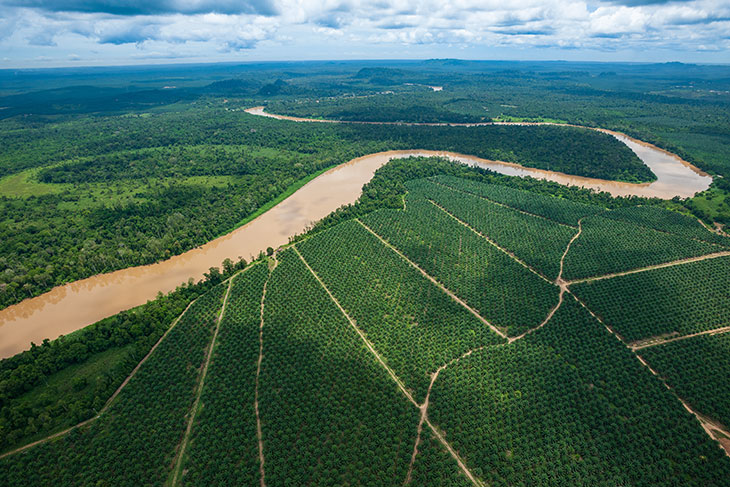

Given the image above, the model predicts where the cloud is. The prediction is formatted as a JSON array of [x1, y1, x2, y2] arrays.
[[5, 0, 278, 16], [608, 0, 694, 5], [0, 15, 18, 41], [589, 6, 650, 36], [82, 13, 280, 48], [654, 5, 730, 24], [1, 0, 730, 65], [97, 25, 158, 44], [27, 29, 58, 45], [313, 12, 348, 28], [377, 21, 418, 30], [494, 26, 555, 36]]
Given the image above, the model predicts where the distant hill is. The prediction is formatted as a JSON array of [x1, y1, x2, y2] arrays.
[[199, 78, 262, 95], [258, 79, 301, 96]]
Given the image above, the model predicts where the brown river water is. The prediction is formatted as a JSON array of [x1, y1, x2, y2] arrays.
[[0, 109, 712, 358]]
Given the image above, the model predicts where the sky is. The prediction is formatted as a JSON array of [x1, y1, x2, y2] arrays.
[[0, 0, 729, 68]]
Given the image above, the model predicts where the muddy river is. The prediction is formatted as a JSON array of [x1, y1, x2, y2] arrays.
[[0, 110, 712, 358]]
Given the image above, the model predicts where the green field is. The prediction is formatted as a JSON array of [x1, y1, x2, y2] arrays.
[[361, 187, 558, 336], [5, 171, 730, 485], [2, 61, 730, 485], [640, 333, 730, 435], [296, 220, 506, 401], [571, 256, 730, 342], [428, 298, 730, 486]]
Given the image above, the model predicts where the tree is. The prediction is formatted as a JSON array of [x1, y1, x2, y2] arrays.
[[222, 258, 235, 276]]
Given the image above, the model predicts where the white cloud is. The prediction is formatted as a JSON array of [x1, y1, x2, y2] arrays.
[[1, 0, 729, 65]]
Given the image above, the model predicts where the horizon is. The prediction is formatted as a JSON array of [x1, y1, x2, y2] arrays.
[[2, 57, 730, 73]]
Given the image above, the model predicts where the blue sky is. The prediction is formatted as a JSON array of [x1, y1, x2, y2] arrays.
[[0, 0, 729, 67]]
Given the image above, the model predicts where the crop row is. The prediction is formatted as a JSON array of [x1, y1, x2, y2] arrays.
[[640, 332, 730, 432], [431, 175, 603, 226], [0, 282, 227, 486], [571, 256, 730, 342], [603, 205, 730, 247], [180, 263, 270, 486], [297, 220, 505, 402], [361, 193, 558, 336], [562, 214, 720, 280], [428, 297, 730, 487], [259, 248, 418, 485], [409, 179, 575, 280]]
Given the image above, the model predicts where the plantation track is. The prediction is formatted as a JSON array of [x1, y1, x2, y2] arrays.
[[429, 199, 553, 283], [631, 326, 730, 350], [356, 219, 508, 339], [171, 275, 235, 486], [635, 355, 730, 457], [255, 259, 275, 487], [292, 246, 417, 407], [424, 419, 486, 487], [696, 218, 729, 237], [292, 244, 491, 485], [0, 299, 198, 461], [404, 396, 428, 485], [432, 179, 578, 229], [570, 292, 730, 457], [558, 219, 583, 287], [564, 250, 730, 285], [405, 343, 504, 485], [508, 219, 583, 343]]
